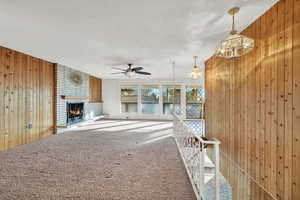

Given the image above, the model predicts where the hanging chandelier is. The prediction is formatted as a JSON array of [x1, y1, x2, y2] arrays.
[[190, 56, 201, 79], [215, 7, 254, 59]]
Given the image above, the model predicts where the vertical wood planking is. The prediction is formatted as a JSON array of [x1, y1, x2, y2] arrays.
[[53, 63, 57, 134], [4, 48, 13, 149], [89, 76, 102, 103], [234, 57, 240, 166], [293, 0, 300, 199], [284, 0, 293, 199], [240, 49, 245, 170], [204, 0, 299, 199], [0, 46, 55, 151], [27, 56, 33, 142], [270, 5, 278, 196], [250, 23, 256, 180], [260, 12, 267, 191], [23, 54, 30, 144], [21, 53, 27, 145], [49, 62, 54, 135], [0, 48, 4, 151], [265, 9, 272, 192], [229, 58, 235, 161], [277, 0, 285, 199], [255, 17, 262, 186], [14, 50, 21, 147], [34, 58, 39, 140], [39, 60, 44, 137]]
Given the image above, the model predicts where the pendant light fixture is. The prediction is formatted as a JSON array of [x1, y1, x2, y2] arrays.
[[190, 56, 201, 79], [215, 7, 254, 58]]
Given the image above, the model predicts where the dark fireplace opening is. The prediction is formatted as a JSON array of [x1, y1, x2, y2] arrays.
[[67, 102, 84, 125]]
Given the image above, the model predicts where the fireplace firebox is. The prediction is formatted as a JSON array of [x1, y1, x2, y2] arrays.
[[67, 102, 84, 125]]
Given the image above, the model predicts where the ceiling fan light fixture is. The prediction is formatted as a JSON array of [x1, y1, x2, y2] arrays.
[[215, 7, 254, 59], [126, 71, 135, 78]]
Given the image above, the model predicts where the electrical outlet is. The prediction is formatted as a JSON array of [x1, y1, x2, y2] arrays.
[[26, 124, 33, 129]]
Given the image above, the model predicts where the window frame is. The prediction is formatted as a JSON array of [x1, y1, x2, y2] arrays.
[[140, 85, 160, 115], [162, 85, 181, 115], [120, 85, 139, 114]]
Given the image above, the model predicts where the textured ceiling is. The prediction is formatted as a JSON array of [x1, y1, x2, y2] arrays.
[[0, 0, 277, 79]]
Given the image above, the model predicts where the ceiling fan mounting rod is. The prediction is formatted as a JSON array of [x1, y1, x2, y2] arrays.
[[228, 7, 239, 35]]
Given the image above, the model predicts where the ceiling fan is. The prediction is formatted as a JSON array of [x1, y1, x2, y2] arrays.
[[111, 63, 151, 77]]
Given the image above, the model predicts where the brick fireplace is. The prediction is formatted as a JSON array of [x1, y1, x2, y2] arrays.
[[56, 64, 102, 128]]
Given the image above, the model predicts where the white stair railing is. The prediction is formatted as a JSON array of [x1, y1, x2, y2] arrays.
[[173, 113, 220, 200]]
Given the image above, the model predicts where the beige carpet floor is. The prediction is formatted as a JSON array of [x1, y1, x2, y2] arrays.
[[0, 119, 196, 200]]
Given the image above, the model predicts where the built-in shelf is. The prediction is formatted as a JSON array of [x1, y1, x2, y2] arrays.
[[60, 95, 89, 100]]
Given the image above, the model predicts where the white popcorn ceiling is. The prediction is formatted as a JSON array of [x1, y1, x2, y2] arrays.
[[0, 0, 277, 79]]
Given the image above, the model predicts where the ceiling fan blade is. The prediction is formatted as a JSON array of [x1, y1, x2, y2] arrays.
[[111, 72, 125, 75], [132, 67, 144, 71], [135, 71, 151, 75], [112, 67, 126, 71]]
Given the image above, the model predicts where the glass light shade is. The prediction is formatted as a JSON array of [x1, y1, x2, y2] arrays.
[[126, 71, 135, 78], [215, 33, 254, 58], [190, 66, 201, 79]]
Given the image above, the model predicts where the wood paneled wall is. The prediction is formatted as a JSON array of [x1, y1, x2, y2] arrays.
[[205, 0, 300, 199], [0, 46, 55, 151], [89, 76, 102, 103]]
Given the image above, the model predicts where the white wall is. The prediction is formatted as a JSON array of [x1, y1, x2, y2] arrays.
[[102, 79, 121, 116], [102, 78, 202, 120]]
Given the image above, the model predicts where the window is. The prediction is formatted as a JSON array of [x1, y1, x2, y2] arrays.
[[186, 86, 204, 119], [119, 84, 204, 117], [141, 86, 160, 114], [162, 85, 181, 115], [121, 86, 138, 113]]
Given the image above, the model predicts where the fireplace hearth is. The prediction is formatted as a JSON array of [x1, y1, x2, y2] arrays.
[[67, 102, 84, 125]]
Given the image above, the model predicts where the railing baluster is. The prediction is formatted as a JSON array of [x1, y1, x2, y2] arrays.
[[173, 113, 220, 200]]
